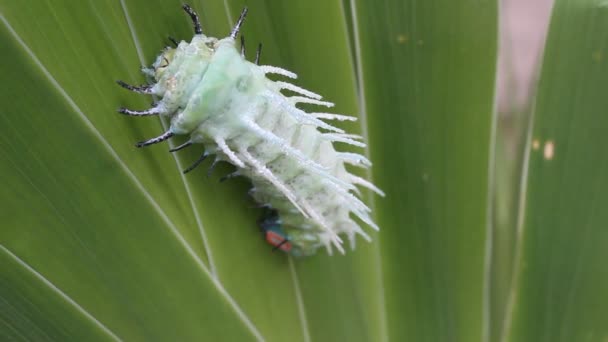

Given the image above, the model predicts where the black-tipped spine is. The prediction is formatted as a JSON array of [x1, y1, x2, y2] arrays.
[[168, 36, 179, 47], [255, 43, 262, 65], [219, 172, 240, 183], [230, 7, 248, 39], [182, 4, 202, 34], [136, 131, 174, 148], [169, 141, 193, 152], [117, 107, 162, 116], [116, 80, 153, 94], [183, 152, 209, 174]]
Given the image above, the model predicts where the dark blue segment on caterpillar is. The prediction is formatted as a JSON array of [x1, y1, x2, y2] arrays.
[[258, 209, 300, 256]]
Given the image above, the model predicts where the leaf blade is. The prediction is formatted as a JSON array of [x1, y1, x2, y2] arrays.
[[504, 1, 608, 341], [353, 0, 498, 340]]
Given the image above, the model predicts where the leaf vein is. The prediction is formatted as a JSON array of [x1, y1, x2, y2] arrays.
[[346, 1, 389, 341], [288, 257, 311, 342], [0, 245, 123, 341], [118, 0, 218, 278]]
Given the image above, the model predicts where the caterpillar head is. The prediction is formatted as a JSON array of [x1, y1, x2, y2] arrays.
[[144, 3, 223, 83], [150, 36, 217, 81], [151, 48, 176, 80]]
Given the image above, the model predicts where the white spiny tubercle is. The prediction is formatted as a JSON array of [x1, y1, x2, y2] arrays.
[[323, 179, 371, 213], [245, 112, 363, 198], [348, 232, 357, 250], [297, 113, 345, 133], [244, 119, 327, 172], [312, 113, 358, 121], [322, 133, 367, 148], [350, 175, 386, 197], [343, 195, 372, 218], [290, 96, 334, 108], [275, 81, 322, 100], [342, 192, 372, 213], [338, 152, 372, 167], [216, 137, 245, 168], [321, 232, 344, 255], [240, 150, 309, 218], [335, 133, 364, 140], [352, 210, 380, 231], [264, 92, 344, 133], [334, 239, 346, 254], [243, 119, 357, 192], [243, 151, 335, 240], [351, 186, 362, 197], [363, 214, 380, 231], [355, 226, 372, 242], [260, 65, 297, 79], [301, 200, 343, 247]]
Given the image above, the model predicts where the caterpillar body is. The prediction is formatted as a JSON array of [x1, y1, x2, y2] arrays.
[[117, 5, 383, 256]]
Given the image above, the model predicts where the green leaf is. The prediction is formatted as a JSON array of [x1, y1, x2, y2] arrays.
[[0, 1, 384, 340], [353, 0, 498, 341], [502, 1, 608, 341], [0, 9, 258, 339], [1, 246, 118, 341], [21, 0, 608, 341]]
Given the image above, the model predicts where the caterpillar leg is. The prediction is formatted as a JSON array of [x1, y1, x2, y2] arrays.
[[182, 4, 202, 34], [183, 152, 209, 174], [116, 80, 154, 94], [135, 131, 173, 148], [169, 141, 192, 152], [219, 171, 241, 183], [168, 36, 179, 47]]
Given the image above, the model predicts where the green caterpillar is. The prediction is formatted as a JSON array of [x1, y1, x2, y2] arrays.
[[117, 5, 383, 256]]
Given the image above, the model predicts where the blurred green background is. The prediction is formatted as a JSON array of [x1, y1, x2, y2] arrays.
[[1, 0, 607, 341]]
